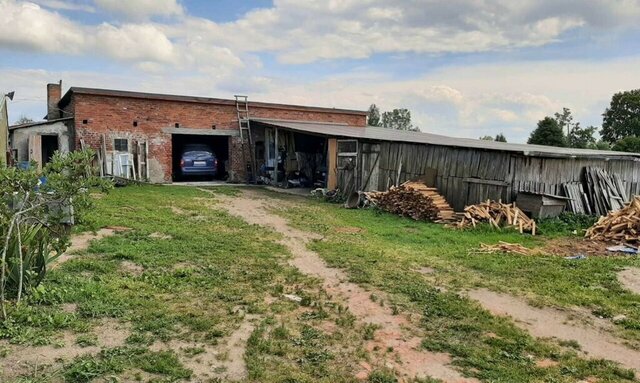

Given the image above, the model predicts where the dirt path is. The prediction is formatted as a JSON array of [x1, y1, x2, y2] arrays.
[[210, 189, 477, 383], [618, 268, 640, 295], [150, 315, 257, 382], [468, 289, 640, 374]]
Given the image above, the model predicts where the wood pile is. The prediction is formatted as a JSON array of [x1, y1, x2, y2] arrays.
[[363, 181, 456, 223], [470, 242, 534, 256], [585, 196, 640, 243], [457, 200, 537, 234]]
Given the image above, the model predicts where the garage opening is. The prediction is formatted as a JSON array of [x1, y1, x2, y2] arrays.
[[255, 127, 328, 188], [171, 134, 229, 181]]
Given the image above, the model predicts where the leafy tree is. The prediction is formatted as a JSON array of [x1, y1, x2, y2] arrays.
[[0, 150, 110, 319], [601, 89, 640, 144], [367, 104, 382, 127], [13, 115, 34, 125], [568, 125, 597, 149], [381, 108, 419, 131], [554, 107, 575, 138], [554, 107, 596, 148], [592, 140, 612, 150], [527, 117, 566, 147], [612, 136, 640, 153], [479, 135, 494, 141], [494, 133, 507, 142]]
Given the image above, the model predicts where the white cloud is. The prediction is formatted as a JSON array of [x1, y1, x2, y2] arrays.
[[4, 55, 640, 141], [29, 0, 95, 12], [93, 0, 183, 19], [186, 0, 639, 64], [0, 1, 85, 52], [2, 0, 640, 143], [93, 23, 176, 63]]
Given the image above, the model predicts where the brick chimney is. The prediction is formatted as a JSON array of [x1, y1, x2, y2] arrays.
[[47, 80, 62, 120]]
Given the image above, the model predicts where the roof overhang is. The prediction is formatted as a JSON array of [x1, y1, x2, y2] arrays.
[[250, 118, 640, 160]]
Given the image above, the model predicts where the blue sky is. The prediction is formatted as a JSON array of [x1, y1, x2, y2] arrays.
[[1, 0, 640, 142]]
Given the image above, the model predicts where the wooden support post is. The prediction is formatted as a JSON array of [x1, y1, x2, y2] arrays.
[[274, 127, 279, 184], [327, 138, 337, 190]]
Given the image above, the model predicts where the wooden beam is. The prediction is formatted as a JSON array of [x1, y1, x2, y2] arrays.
[[463, 177, 509, 187], [327, 138, 338, 190]]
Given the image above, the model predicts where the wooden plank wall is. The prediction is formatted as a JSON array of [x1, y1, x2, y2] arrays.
[[353, 140, 640, 211]]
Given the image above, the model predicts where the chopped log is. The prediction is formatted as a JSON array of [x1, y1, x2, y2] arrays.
[[585, 195, 640, 243], [456, 200, 536, 235], [469, 242, 534, 256]]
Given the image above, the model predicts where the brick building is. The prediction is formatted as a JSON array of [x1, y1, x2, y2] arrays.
[[11, 82, 367, 184]]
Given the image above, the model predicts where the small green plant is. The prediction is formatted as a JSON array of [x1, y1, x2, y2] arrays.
[[75, 333, 98, 347], [537, 213, 598, 236], [368, 369, 398, 383], [362, 323, 380, 340]]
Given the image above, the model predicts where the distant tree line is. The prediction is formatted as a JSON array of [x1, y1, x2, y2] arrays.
[[480, 133, 507, 142], [367, 104, 420, 132], [528, 89, 640, 152], [369, 89, 640, 154]]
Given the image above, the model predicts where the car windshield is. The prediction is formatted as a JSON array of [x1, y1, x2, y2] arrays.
[[184, 151, 212, 157]]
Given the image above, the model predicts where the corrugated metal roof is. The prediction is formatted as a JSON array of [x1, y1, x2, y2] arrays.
[[251, 118, 640, 160]]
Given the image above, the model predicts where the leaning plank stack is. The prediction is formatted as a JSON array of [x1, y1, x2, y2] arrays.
[[583, 167, 628, 216], [585, 196, 640, 243], [457, 200, 536, 234], [363, 181, 456, 222]]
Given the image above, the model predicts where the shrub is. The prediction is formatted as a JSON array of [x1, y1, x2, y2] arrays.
[[0, 150, 110, 319]]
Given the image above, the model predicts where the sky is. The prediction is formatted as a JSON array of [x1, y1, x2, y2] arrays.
[[1, 0, 640, 143]]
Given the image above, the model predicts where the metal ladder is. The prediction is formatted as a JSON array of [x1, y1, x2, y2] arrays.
[[235, 95, 256, 182]]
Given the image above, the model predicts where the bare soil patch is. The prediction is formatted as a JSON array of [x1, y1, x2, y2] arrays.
[[170, 205, 186, 215], [416, 266, 435, 275], [54, 228, 117, 267], [468, 288, 640, 373], [149, 232, 172, 240], [618, 267, 640, 295], [0, 318, 129, 379], [210, 189, 477, 383], [542, 237, 614, 257], [335, 226, 365, 234], [120, 260, 144, 276]]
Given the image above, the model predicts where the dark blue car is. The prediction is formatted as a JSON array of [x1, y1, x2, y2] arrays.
[[180, 144, 218, 179]]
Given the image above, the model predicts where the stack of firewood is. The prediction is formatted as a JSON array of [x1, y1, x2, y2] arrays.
[[363, 181, 456, 223], [457, 200, 537, 234], [585, 196, 640, 243]]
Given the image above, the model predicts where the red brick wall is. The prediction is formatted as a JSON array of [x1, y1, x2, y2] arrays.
[[47, 83, 62, 120], [69, 93, 366, 182]]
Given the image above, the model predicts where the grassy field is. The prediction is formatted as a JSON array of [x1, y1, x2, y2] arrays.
[[1, 185, 639, 383]]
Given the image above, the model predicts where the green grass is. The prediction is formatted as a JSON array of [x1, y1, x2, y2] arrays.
[[269, 191, 640, 382], [2, 185, 639, 382], [0, 185, 368, 382]]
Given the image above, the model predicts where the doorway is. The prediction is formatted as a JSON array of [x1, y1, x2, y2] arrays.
[[41, 135, 58, 164]]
